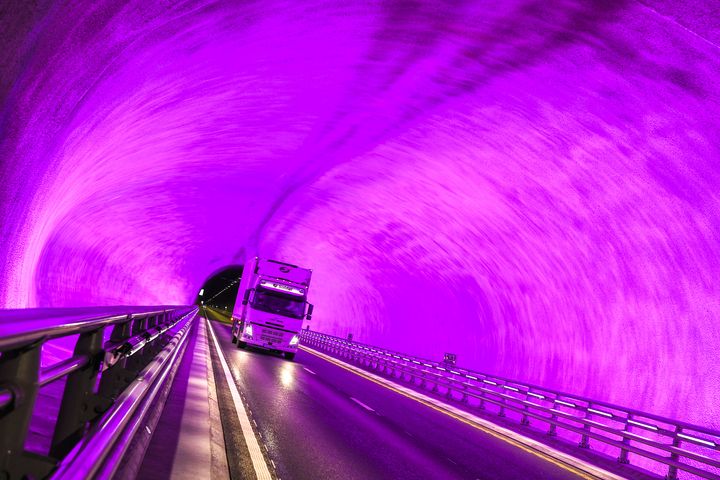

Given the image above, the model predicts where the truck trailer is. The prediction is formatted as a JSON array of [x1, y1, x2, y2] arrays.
[[230, 257, 314, 360]]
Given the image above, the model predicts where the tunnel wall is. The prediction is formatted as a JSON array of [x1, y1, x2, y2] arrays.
[[1, 0, 719, 430]]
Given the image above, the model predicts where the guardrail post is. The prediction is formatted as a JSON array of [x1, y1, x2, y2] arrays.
[[477, 392, 486, 411], [618, 413, 633, 464], [126, 315, 152, 376], [547, 398, 558, 436], [0, 343, 54, 479], [666, 426, 682, 480], [446, 381, 455, 400], [578, 404, 592, 448], [521, 393, 531, 426], [50, 327, 105, 458], [98, 318, 133, 401], [498, 397, 506, 418]]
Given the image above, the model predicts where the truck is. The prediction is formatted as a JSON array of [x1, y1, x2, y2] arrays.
[[230, 257, 314, 360]]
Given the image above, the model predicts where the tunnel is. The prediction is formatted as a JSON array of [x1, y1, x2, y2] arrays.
[[1, 0, 719, 462]]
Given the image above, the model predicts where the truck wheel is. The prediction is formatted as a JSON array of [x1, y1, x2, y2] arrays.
[[238, 341, 247, 349], [284, 352, 296, 361]]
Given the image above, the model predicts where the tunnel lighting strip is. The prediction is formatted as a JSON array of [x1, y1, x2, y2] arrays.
[[627, 419, 659, 431], [483, 380, 498, 385], [556, 400, 577, 408], [503, 385, 520, 392], [206, 318, 272, 480], [528, 392, 545, 399], [466, 375, 478, 380], [587, 408, 613, 418], [300, 346, 623, 480], [677, 433, 716, 447]]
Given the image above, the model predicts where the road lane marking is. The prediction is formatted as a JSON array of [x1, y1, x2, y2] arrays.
[[206, 318, 273, 480], [303, 367, 316, 375], [300, 346, 623, 480], [350, 397, 376, 412]]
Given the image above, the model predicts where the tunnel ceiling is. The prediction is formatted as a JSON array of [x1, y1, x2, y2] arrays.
[[1, 1, 719, 426]]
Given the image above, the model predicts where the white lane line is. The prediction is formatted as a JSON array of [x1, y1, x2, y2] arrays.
[[206, 319, 273, 480], [300, 346, 624, 480], [350, 397, 376, 412], [303, 367, 316, 375]]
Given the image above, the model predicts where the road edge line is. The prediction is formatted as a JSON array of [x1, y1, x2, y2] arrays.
[[300, 345, 625, 480], [207, 318, 273, 480]]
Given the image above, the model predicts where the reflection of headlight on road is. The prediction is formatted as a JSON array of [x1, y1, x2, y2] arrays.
[[280, 363, 294, 388], [244, 324, 253, 336], [289, 335, 299, 346]]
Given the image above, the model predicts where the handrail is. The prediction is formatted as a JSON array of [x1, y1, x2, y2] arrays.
[[303, 331, 713, 435], [53, 310, 195, 478], [0, 306, 179, 350], [301, 330, 720, 480], [0, 305, 197, 480], [38, 356, 89, 386]]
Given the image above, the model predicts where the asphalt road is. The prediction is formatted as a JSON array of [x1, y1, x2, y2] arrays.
[[210, 320, 584, 480]]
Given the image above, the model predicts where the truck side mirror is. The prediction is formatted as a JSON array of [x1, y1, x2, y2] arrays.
[[306, 303, 314, 320], [242, 288, 254, 305]]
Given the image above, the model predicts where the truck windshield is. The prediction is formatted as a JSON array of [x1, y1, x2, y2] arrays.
[[251, 288, 305, 319]]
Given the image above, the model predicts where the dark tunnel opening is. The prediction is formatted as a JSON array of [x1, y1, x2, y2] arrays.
[[195, 265, 243, 312]]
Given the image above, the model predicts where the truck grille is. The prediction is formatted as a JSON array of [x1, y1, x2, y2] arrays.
[[260, 328, 284, 343]]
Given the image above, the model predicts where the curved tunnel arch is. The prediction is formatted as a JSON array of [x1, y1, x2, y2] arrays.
[[1, 0, 719, 431]]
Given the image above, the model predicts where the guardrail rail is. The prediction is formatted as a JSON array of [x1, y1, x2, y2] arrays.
[[0, 306, 197, 479], [301, 330, 720, 480]]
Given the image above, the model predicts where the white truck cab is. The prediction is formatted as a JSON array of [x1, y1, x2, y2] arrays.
[[230, 257, 313, 360]]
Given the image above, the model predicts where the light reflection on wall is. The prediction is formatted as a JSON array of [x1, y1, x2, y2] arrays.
[[1, 0, 719, 439]]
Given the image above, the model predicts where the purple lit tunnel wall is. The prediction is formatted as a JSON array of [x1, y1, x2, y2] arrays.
[[1, 0, 719, 430]]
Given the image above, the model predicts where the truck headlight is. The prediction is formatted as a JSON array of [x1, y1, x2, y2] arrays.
[[289, 335, 299, 346], [244, 324, 253, 337]]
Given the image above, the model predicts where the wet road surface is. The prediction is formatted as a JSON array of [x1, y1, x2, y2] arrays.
[[211, 321, 584, 480]]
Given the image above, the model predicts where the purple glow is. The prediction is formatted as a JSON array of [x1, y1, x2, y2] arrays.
[[1, 0, 719, 439]]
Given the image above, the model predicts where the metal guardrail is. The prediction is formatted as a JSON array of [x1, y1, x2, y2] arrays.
[[301, 330, 720, 480], [0, 306, 196, 480], [53, 309, 196, 479]]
